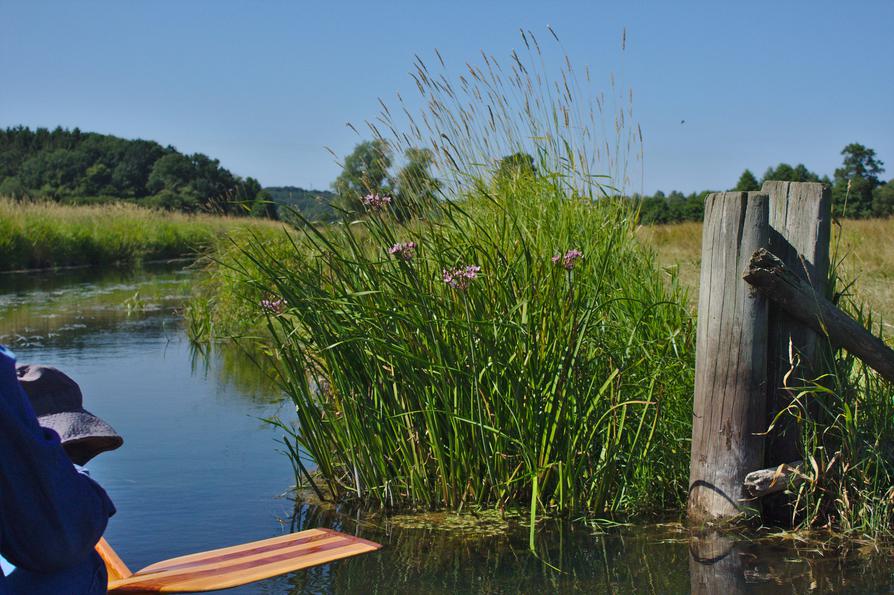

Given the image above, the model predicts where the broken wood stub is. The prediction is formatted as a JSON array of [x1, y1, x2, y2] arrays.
[[688, 192, 769, 523], [762, 181, 831, 467], [743, 460, 804, 498]]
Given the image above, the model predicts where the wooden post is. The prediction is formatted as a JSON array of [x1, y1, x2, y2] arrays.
[[762, 181, 831, 466], [688, 191, 769, 523]]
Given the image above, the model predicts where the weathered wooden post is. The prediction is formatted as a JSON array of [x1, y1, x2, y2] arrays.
[[688, 191, 769, 523], [762, 181, 831, 466]]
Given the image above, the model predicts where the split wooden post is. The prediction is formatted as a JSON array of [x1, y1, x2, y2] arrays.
[[762, 181, 831, 466], [688, 192, 769, 523]]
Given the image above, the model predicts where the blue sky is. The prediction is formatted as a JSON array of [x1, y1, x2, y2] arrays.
[[1, 0, 892, 194]]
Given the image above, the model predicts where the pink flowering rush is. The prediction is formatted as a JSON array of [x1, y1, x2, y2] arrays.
[[442, 265, 481, 290], [388, 241, 417, 261], [552, 249, 583, 270], [261, 298, 286, 314], [362, 193, 392, 209]]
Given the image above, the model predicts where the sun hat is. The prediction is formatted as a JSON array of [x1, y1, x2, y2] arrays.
[[15, 364, 123, 465]]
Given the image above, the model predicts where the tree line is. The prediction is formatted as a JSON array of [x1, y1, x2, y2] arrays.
[[0, 126, 277, 218], [635, 143, 892, 224], [2, 126, 889, 225]]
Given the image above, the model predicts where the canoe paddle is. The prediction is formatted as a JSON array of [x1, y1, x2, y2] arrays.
[[96, 528, 381, 592]]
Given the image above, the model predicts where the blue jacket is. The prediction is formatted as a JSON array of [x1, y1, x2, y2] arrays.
[[0, 346, 115, 594]]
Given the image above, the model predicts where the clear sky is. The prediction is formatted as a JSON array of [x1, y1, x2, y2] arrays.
[[1, 0, 892, 194]]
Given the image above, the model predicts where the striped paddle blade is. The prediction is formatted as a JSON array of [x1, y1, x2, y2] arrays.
[[107, 528, 381, 593]]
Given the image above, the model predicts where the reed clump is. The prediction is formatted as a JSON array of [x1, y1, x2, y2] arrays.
[[196, 30, 694, 520], [251, 176, 694, 518], [0, 197, 284, 271]]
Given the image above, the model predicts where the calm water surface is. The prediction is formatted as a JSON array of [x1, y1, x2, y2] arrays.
[[1, 264, 891, 594]]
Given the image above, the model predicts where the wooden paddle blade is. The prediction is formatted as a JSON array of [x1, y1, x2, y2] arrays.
[[96, 537, 133, 581], [107, 528, 381, 593]]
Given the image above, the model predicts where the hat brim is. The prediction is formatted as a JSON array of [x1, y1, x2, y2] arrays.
[[38, 410, 124, 463]]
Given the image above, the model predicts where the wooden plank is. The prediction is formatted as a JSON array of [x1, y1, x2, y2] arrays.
[[744, 248, 894, 382], [762, 181, 831, 466], [108, 529, 381, 593], [688, 191, 769, 523]]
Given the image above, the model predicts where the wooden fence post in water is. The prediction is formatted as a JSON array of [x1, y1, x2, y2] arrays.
[[688, 192, 769, 523], [762, 181, 831, 467]]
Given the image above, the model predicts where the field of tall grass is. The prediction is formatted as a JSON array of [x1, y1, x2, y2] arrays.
[[0, 197, 285, 271], [638, 218, 894, 332]]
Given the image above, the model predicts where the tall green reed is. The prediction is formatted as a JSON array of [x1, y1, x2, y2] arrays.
[[249, 177, 693, 518], [200, 30, 694, 526]]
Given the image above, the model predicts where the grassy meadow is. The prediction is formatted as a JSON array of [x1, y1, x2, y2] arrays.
[[638, 217, 894, 337], [0, 197, 285, 271]]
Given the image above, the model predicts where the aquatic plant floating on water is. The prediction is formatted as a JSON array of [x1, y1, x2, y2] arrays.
[[388, 242, 417, 261], [442, 265, 480, 290], [552, 249, 583, 270]]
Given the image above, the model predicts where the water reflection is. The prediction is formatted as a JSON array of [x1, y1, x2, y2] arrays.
[[0, 261, 193, 346], [239, 503, 893, 594], [189, 342, 284, 405]]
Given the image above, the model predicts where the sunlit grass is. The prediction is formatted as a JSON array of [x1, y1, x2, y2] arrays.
[[638, 218, 894, 330], [0, 197, 285, 271]]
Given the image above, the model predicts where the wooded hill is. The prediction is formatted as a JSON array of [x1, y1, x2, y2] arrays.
[[0, 126, 276, 218]]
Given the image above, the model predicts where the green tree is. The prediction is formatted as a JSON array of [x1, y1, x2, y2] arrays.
[[733, 169, 759, 191], [79, 163, 112, 195], [393, 147, 439, 221], [872, 180, 894, 217], [832, 143, 885, 218], [0, 176, 27, 199], [495, 152, 536, 183], [332, 140, 393, 214], [762, 163, 821, 183], [147, 153, 195, 193], [835, 143, 884, 185]]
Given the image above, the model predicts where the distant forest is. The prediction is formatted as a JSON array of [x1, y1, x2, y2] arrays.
[[636, 143, 893, 224], [2, 127, 891, 225], [0, 126, 276, 218]]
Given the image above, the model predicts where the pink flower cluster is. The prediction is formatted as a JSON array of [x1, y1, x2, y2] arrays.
[[362, 193, 392, 209], [442, 265, 481, 290], [552, 249, 583, 270], [388, 242, 417, 261], [261, 298, 286, 314]]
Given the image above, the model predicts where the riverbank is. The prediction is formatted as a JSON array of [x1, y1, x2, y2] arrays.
[[0, 197, 286, 271]]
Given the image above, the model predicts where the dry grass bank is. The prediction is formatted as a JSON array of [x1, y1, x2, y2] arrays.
[[638, 218, 894, 332]]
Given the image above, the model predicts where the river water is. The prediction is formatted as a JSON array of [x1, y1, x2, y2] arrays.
[[1, 263, 891, 594]]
